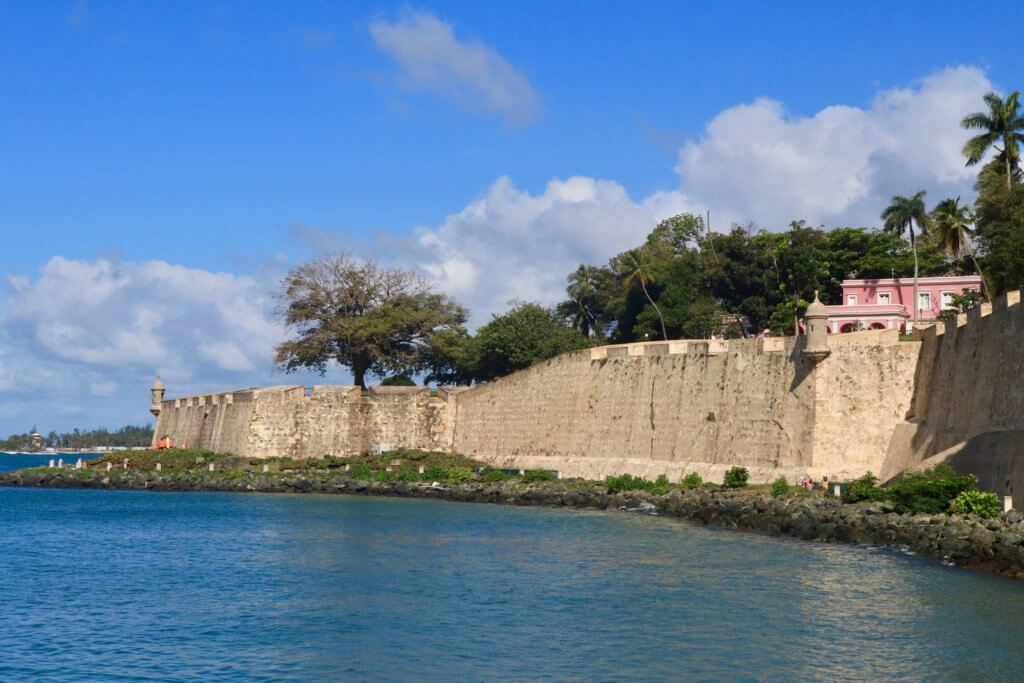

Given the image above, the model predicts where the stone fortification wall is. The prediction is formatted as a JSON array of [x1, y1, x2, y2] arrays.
[[888, 289, 1024, 499], [153, 385, 459, 458], [811, 332, 921, 478], [154, 332, 920, 484], [152, 390, 255, 456], [452, 333, 918, 483]]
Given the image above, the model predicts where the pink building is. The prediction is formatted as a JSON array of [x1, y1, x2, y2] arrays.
[[825, 275, 983, 333]]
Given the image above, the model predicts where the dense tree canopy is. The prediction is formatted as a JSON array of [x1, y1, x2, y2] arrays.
[[974, 181, 1024, 294], [0, 425, 153, 451], [461, 302, 593, 382], [554, 214, 955, 340], [274, 253, 468, 388]]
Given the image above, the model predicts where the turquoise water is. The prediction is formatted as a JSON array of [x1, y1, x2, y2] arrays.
[[2, 487, 1024, 681]]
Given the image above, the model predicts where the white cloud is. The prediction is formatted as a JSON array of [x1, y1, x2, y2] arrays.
[[0, 257, 299, 433], [408, 176, 688, 324], [370, 11, 539, 124], [676, 65, 993, 228], [402, 66, 994, 323]]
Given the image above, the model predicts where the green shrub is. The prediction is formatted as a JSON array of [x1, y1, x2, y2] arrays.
[[722, 467, 749, 489], [423, 466, 447, 482], [482, 469, 510, 483], [373, 469, 396, 483], [681, 473, 702, 489], [651, 474, 671, 496], [522, 469, 555, 483], [604, 474, 649, 493], [885, 465, 978, 515], [843, 472, 884, 504], [379, 375, 416, 387], [771, 476, 789, 498], [395, 466, 420, 482], [349, 463, 373, 480], [445, 467, 473, 484], [603, 473, 670, 494], [951, 490, 1002, 518]]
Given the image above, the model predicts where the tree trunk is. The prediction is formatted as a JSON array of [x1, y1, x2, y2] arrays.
[[577, 299, 592, 337], [1008, 150, 1014, 191], [910, 224, 919, 327], [353, 365, 368, 390], [642, 282, 668, 341], [963, 233, 990, 301]]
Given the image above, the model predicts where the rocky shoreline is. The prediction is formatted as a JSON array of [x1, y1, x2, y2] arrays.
[[5, 467, 1024, 580]]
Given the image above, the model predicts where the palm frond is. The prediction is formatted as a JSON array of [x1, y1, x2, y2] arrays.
[[961, 112, 995, 130]]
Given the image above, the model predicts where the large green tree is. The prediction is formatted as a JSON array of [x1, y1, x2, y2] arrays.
[[564, 265, 601, 337], [420, 326, 475, 386], [881, 191, 930, 325], [274, 252, 467, 388], [930, 197, 988, 298], [974, 181, 1024, 295], [962, 91, 1024, 190], [466, 302, 592, 382], [622, 248, 668, 340]]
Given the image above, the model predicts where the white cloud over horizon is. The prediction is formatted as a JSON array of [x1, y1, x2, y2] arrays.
[[0, 257, 304, 433], [370, 10, 540, 124], [0, 65, 1000, 433]]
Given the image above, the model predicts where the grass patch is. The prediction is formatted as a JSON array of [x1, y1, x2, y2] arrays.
[[89, 448, 230, 472]]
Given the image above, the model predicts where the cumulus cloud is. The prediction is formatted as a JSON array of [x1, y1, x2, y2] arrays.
[[406, 176, 688, 324], [0, 257, 297, 432], [370, 11, 539, 124], [397, 66, 994, 323], [676, 66, 993, 228]]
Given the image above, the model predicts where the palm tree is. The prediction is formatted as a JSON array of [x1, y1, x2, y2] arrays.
[[623, 249, 667, 341], [961, 91, 1024, 190], [566, 265, 599, 337], [930, 197, 989, 300], [881, 191, 930, 326]]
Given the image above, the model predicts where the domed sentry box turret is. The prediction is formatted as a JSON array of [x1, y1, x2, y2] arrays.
[[150, 376, 166, 418], [802, 292, 831, 361]]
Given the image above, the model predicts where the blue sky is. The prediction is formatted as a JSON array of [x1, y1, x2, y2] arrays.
[[1, 1, 1021, 434]]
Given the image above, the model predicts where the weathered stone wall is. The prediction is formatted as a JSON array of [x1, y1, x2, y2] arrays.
[[890, 289, 1024, 499], [153, 385, 461, 459], [152, 332, 921, 484], [452, 334, 918, 482], [152, 390, 255, 456], [811, 331, 921, 478]]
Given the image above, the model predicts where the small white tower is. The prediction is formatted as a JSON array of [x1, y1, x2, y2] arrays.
[[802, 291, 831, 360], [150, 376, 165, 418]]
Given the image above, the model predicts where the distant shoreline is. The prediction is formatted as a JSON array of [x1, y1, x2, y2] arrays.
[[4, 467, 1024, 581]]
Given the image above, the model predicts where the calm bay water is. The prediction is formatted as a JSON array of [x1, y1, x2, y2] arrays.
[[2, 484, 1024, 681]]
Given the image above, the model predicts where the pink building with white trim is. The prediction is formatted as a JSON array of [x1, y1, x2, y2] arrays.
[[825, 275, 983, 333]]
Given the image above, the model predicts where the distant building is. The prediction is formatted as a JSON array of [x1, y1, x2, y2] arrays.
[[28, 427, 43, 452], [825, 275, 983, 333]]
